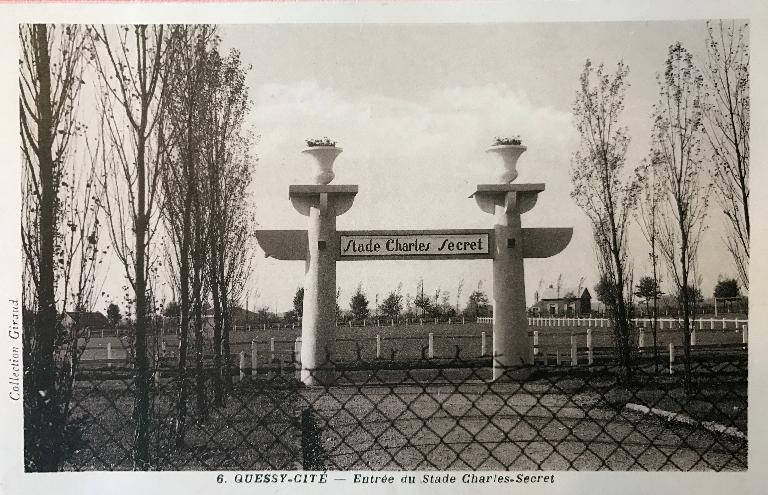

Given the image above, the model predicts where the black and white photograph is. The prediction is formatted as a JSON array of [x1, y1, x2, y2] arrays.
[[2, 1, 767, 493]]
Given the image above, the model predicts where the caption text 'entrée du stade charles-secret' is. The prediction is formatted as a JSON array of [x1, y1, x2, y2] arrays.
[[226, 473, 555, 485]]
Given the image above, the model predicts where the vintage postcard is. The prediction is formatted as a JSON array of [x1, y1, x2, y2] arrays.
[[0, 1, 766, 494]]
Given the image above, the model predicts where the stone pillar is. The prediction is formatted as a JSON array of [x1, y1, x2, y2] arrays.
[[301, 196, 337, 384], [491, 193, 531, 377], [473, 144, 570, 380], [474, 184, 547, 379], [290, 184, 358, 386]]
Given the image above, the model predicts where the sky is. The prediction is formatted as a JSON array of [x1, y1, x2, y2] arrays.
[[77, 20, 743, 315], [207, 20, 741, 314]]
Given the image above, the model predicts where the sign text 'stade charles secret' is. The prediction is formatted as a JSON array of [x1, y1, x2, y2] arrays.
[[340, 233, 490, 257]]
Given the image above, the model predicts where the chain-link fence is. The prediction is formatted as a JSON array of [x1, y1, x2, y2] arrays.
[[27, 352, 747, 471]]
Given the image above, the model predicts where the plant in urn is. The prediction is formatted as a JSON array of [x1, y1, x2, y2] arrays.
[[303, 137, 342, 185], [486, 136, 527, 183]]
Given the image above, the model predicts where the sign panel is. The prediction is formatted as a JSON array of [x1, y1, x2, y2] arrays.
[[339, 232, 490, 258]]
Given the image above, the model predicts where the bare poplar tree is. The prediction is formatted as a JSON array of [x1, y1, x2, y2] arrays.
[[701, 20, 750, 291], [162, 24, 218, 439], [570, 59, 639, 379], [203, 48, 253, 397], [20, 24, 104, 471], [650, 42, 710, 389], [90, 24, 170, 469]]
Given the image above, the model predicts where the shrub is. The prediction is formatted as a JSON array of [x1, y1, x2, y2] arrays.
[[305, 137, 337, 147], [493, 136, 523, 146]]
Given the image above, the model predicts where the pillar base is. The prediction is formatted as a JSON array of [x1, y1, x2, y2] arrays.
[[300, 366, 337, 387], [491, 363, 538, 382]]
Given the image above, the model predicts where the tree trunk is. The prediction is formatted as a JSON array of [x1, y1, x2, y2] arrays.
[[28, 24, 61, 472], [612, 243, 633, 383], [652, 283, 659, 373], [192, 255, 207, 421], [173, 219, 190, 448], [220, 254, 232, 389], [210, 242, 224, 406], [680, 222, 692, 394], [133, 117, 151, 470]]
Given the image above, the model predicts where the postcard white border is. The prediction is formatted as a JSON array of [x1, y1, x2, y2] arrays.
[[0, 1, 766, 494]]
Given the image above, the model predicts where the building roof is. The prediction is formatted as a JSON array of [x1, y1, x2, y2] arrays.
[[65, 311, 110, 328], [538, 286, 590, 301]]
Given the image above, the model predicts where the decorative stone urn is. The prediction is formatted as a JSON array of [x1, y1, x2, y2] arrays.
[[302, 146, 343, 185], [486, 144, 527, 183]]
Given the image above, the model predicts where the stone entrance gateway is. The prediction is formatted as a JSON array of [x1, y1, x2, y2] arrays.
[[255, 142, 572, 384]]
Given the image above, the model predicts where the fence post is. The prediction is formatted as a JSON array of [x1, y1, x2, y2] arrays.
[[556, 350, 561, 365], [710, 318, 715, 330], [270, 337, 275, 362], [376, 334, 381, 359], [463, 316, 465, 324], [533, 330, 539, 355], [668, 343, 675, 375], [638, 327, 645, 352], [570, 334, 577, 366], [294, 337, 302, 364], [428, 333, 434, 359], [587, 329, 593, 365], [161, 340, 167, 354], [481, 331, 487, 357], [239, 351, 247, 381], [722, 318, 727, 330], [691, 327, 697, 346], [434, 317, 438, 325], [301, 407, 325, 470], [742, 324, 748, 345], [391, 319, 394, 327], [251, 340, 258, 374], [377, 319, 380, 327], [363, 319, 366, 327], [107, 342, 112, 361]]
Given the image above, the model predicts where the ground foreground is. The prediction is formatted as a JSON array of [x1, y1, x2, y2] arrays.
[[55, 359, 746, 471]]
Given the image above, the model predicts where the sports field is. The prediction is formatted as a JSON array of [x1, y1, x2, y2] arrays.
[[78, 319, 747, 366]]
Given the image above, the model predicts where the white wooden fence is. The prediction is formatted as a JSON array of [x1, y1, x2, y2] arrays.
[[233, 322, 746, 378], [521, 316, 747, 331], [203, 316, 749, 334]]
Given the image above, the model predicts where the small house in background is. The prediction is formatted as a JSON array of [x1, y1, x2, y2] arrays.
[[530, 285, 592, 316], [61, 311, 110, 329]]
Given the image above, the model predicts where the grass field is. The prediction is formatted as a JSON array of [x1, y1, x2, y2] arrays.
[[78, 320, 747, 366]]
